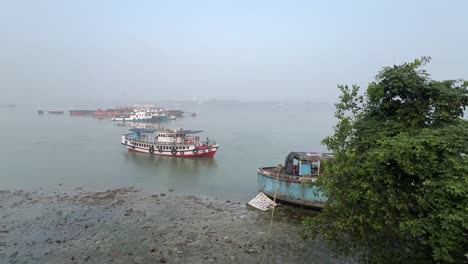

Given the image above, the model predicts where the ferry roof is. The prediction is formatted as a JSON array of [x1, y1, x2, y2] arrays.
[[129, 128, 203, 134], [159, 129, 203, 134], [129, 128, 158, 133]]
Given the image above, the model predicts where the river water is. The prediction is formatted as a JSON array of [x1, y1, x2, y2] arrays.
[[0, 101, 335, 202]]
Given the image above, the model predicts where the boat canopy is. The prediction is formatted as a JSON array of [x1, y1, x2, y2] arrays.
[[160, 129, 203, 134], [129, 128, 158, 133], [128, 128, 203, 134], [284, 152, 333, 175]]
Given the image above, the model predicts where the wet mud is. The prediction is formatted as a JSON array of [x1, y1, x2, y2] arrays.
[[0, 188, 349, 264]]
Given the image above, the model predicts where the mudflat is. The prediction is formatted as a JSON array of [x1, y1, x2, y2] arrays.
[[0, 187, 346, 264]]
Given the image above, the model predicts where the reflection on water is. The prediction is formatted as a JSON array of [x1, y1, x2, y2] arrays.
[[123, 151, 217, 171], [122, 151, 219, 194]]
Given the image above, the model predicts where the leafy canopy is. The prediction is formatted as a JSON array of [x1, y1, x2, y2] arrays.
[[304, 58, 468, 263]]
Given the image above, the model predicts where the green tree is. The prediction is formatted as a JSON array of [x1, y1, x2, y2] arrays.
[[303, 58, 468, 263]]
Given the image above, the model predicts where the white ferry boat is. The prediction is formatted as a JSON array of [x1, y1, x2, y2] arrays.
[[121, 128, 219, 158], [112, 110, 167, 122]]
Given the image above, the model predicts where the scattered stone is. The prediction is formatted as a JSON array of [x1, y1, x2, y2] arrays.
[[124, 208, 134, 216]]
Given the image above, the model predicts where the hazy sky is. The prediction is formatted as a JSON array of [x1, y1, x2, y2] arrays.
[[1, 0, 467, 105]]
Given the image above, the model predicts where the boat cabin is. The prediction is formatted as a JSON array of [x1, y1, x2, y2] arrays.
[[283, 152, 333, 177], [124, 128, 207, 147]]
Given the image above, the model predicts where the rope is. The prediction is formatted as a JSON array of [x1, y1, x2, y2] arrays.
[[261, 166, 281, 264]]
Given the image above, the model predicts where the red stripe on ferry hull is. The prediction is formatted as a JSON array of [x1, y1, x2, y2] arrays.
[[127, 146, 218, 158]]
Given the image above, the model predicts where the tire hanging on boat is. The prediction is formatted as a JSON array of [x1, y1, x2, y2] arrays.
[[149, 146, 155, 154], [171, 148, 177, 155], [158, 146, 163, 153], [193, 149, 198, 154]]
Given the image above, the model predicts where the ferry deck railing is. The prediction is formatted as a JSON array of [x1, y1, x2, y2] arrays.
[[123, 134, 216, 146]]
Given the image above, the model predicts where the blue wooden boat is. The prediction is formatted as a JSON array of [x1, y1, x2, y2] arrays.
[[257, 152, 333, 208]]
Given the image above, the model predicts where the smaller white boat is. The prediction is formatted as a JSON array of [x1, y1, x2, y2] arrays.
[[112, 111, 153, 122]]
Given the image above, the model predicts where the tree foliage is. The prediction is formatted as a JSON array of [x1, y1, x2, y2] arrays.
[[303, 58, 468, 263]]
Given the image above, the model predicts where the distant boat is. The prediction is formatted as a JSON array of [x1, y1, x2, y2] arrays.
[[69, 110, 96, 116], [48, 111, 64, 115], [0, 104, 16, 108], [93, 109, 119, 119], [112, 110, 168, 122], [167, 115, 176, 120], [121, 128, 219, 158], [112, 111, 153, 122], [165, 110, 184, 117], [257, 151, 333, 208], [37, 110, 44, 115]]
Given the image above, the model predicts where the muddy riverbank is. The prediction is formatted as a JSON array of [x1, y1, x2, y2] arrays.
[[0, 187, 348, 264]]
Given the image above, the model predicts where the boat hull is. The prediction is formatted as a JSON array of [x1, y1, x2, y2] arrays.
[[122, 143, 219, 158], [257, 167, 327, 208]]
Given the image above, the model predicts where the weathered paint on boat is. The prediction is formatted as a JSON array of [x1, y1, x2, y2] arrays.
[[257, 168, 326, 208], [257, 152, 332, 208]]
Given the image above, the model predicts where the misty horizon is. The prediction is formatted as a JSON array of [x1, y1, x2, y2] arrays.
[[1, 1, 467, 105]]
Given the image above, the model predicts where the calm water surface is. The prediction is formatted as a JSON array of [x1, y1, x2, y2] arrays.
[[0, 102, 335, 202]]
